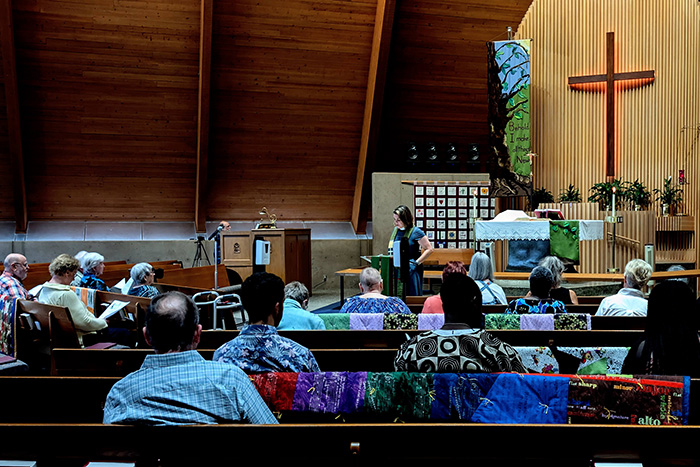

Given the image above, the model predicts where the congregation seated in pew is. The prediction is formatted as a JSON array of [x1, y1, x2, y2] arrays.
[[126, 262, 160, 299], [277, 280, 326, 330], [339, 267, 411, 314], [468, 252, 508, 305], [422, 260, 467, 314], [507, 266, 567, 314], [536, 256, 579, 305], [596, 258, 652, 317], [77, 252, 110, 292], [37, 254, 135, 348], [0, 253, 31, 300], [103, 290, 277, 425], [395, 273, 525, 373], [213, 272, 320, 373], [622, 280, 700, 377]]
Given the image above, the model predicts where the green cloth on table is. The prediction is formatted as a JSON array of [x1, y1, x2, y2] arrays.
[[549, 220, 580, 262]]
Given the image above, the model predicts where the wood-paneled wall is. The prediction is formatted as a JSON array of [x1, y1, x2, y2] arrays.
[[0, 50, 12, 220], [517, 0, 700, 265], [0, 0, 537, 227], [206, 0, 377, 221], [11, 0, 201, 221], [377, 0, 534, 170]]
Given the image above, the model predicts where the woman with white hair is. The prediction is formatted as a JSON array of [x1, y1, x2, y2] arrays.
[[596, 259, 653, 316], [78, 252, 109, 291], [127, 262, 159, 298], [468, 252, 507, 305], [339, 267, 411, 314]]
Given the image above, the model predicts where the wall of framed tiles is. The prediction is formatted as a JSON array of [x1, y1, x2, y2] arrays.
[[413, 181, 495, 250]]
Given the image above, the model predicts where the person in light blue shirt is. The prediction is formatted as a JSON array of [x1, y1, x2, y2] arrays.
[[214, 272, 320, 373], [103, 291, 277, 425], [277, 281, 326, 330]]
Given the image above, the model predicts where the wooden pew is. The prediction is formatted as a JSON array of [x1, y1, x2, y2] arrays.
[[4, 375, 700, 427], [159, 264, 230, 289], [51, 325, 644, 376], [0, 422, 700, 466], [50, 348, 401, 375], [407, 303, 602, 314], [406, 295, 607, 306]]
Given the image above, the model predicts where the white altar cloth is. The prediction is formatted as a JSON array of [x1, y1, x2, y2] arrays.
[[474, 219, 604, 241]]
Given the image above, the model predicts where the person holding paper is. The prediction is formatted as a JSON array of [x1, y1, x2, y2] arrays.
[[389, 205, 433, 296], [127, 262, 159, 299], [37, 254, 134, 347]]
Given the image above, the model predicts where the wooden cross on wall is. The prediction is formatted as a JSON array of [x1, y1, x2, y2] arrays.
[[568, 32, 655, 178]]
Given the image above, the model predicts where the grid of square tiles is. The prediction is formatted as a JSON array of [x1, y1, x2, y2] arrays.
[[414, 183, 495, 250]]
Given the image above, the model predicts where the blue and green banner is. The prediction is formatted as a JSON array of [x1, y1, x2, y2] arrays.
[[487, 39, 532, 197]]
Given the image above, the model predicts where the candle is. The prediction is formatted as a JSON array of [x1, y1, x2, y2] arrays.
[[612, 186, 616, 218]]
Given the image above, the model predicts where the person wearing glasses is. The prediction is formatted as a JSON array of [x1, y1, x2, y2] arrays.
[[127, 262, 160, 298], [0, 253, 30, 300]]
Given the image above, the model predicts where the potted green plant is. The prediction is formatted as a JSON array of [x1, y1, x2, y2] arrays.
[[531, 187, 554, 210], [625, 179, 652, 211], [558, 184, 581, 203], [588, 178, 625, 211], [653, 176, 683, 216]]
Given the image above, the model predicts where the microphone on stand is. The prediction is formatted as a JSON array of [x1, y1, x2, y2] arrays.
[[207, 224, 224, 241]]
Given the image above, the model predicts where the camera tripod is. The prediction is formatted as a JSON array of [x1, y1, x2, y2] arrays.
[[192, 236, 212, 268]]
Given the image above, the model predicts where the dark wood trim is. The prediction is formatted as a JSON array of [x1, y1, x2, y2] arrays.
[[351, 0, 398, 233], [606, 31, 615, 178], [0, 0, 27, 232], [195, 0, 214, 232]]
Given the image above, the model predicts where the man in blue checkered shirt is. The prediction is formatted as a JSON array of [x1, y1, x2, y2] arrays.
[[103, 291, 277, 425]]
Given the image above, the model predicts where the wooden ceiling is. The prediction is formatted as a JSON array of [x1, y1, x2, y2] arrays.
[[0, 0, 534, 233]]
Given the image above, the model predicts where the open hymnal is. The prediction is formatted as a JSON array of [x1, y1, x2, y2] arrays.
[[98, 300, 131, 321]]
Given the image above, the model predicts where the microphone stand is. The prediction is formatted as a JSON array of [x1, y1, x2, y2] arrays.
[[208, 226, 224, 291]]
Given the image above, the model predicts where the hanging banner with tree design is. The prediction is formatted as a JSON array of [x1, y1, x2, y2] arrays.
[[487, 39, 533, 198]]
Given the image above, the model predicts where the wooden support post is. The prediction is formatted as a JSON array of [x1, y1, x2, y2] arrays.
[[195, 0, 213, 232], [351, 0, 398, 234], [0, 0, 27, 233]]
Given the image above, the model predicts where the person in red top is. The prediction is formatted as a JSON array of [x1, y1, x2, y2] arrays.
[[0, 253, 30, 300], [421, 261, 467, 314]]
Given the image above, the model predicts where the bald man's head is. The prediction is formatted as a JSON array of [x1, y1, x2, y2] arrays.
[[3, 254, 28, 281]]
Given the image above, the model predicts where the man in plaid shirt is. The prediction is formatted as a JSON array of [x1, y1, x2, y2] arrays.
[[0, 253, 30, 300], [103, 291, 277, 425]]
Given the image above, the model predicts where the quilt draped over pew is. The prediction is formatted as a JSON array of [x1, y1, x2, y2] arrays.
[[250, 372, 689, 425]]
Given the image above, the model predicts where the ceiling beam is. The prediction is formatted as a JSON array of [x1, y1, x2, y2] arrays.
[[1, 0, 27, 233], [351, 0, 398, 234], [195, 0, 213, 233]]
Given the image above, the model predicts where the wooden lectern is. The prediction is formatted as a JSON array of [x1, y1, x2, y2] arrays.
[[220, 228, 312, 292]]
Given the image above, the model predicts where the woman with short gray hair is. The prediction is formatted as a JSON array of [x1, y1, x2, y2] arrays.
[[78, 252, 109, 291], [127, 262, 159, 298]]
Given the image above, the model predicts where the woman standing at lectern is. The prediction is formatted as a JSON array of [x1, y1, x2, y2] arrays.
[[389, 205, 433, 296]]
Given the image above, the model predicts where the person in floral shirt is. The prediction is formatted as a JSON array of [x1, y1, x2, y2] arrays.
[[213, 272, 320, 373]]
